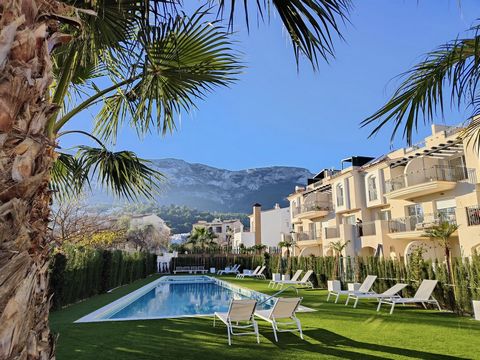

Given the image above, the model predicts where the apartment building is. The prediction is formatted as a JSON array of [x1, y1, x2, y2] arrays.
[[192, 219, 243, 245], [233, 203, 291, 250], [287, 123, 480, 260]]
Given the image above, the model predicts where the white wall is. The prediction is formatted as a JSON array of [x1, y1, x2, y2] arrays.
[[233, 232, 255, 248], [260, 207, 291, 248]]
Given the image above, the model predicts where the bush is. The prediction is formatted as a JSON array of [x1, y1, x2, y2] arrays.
[[177, 253, 480, 315], [49, 247, 157, 309]]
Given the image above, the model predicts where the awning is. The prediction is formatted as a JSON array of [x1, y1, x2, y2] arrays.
[[390, 138, 463, 168]]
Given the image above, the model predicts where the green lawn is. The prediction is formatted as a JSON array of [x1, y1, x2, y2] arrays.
[[50, 275, 480, 359]]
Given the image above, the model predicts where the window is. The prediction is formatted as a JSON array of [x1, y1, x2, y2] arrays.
[[406, 204, 424, 231], [336, 183, 344, 207], [216, 226, 222, 233], [345, 215, 356, 225], [367, 175, 378, 201], [381, 210, 391, 221]]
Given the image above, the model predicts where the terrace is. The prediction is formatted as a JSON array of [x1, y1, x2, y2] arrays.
[[50, 275, 480, 359], [385, 165, 475, 200], [387, 213, 457, 240]]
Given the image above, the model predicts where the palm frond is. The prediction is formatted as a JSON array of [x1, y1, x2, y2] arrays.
[[215, 0, 351, 68], [362, 24, 480, 144], [77, 146, 165, 200], [50, 147, 164, 200], [50, 153, 90, 199], [94, 8, 242, 143]]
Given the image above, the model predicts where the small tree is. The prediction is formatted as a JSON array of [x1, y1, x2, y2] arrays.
[[329, 240, 350, 280], [423, 221, 459, 282], [252, 244, 267, 254], [278, 240, 293, 258], [188, 227, 217, 253]]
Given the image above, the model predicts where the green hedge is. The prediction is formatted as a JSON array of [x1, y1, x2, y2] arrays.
[[176, 253, 480, 315], [50, 247, 156, 309]]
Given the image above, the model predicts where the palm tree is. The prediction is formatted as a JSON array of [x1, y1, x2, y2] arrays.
[[423, 221, 459, 282], [0, 1, 350, 357], [188, 227, 217, 253], [362, 22, 480, 147], [278, 240, 293, 257], [329, 240, 350, 279], [252, 244, 267, 254]]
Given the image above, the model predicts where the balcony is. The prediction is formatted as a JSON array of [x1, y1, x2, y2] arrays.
[[466, 205, 480, 226], [385, 165, 475, 200], [292, 200, 332, 220], [387, 213, 457, 240], [324, 227, 339, 239], [293, 231, 322, 246]]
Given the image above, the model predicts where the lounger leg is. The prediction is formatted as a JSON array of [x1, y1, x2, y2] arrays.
[[354, 297, 359, 309], [272, 321, 279, 342], [335, 293, 340, 304], [435, 300, 441, 311], [213, 315, 216, 327], [345, 295, 350, 306], [421, 302, 427, 309], [390, 302, 395, 315], [295, 317, 303, 340], [327, 292, 331, 302], [377, 300, 383, 312], [254, 321, 260, 344]]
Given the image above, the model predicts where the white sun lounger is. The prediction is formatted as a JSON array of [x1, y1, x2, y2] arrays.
[[276, 270, 314, 289], [377, 279, 441, 314], [218, 264, 240, 275], [326, 275, 377, 303], [268, 270, 303, 289], [254, 297, 304, 342], [236, 266, 261, 279], [214, 299, 260, 345], [247, 266, 266, 279], [346, 283, 408, 308]]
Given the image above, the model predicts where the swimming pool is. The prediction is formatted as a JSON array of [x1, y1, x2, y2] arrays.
[[75, 276, 277, 323]]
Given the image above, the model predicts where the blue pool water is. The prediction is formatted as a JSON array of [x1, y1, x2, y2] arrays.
[[104, 277, 274, 320]]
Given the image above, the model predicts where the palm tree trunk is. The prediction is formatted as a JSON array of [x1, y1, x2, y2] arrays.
[[445, 246, 452, 283], [0, 1, 61, 358]]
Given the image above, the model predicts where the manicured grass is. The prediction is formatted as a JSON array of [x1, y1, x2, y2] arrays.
[[50, 275, 480, 359]]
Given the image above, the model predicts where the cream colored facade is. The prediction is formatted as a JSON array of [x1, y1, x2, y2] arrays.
[[287, 124, 480, 260], [192, 219, 243, 245]]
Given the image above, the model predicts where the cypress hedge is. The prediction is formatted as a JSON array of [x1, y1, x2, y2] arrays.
[[49, 247, 156, 309], [176, 253, 480, 315]]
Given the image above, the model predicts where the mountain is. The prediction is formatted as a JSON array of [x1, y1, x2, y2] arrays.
[[87, 158, 313, 213]]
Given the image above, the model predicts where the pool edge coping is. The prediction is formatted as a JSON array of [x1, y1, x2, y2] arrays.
[[74, 275, 315, 323]]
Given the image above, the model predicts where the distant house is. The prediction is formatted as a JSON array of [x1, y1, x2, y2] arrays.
[[192, 219, 243, 245], [233, 203, 291, 251]]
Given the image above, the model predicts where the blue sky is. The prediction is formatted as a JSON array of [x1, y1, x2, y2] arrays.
[[60, 0, 480, 173]]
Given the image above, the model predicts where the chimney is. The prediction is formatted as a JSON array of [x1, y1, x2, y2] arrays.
[[252, 203, 262, 245]]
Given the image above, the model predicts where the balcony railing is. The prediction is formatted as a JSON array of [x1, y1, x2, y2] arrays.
[[358, 221, 376, 237], [466, 205, 480, 226], [385, 165, 475, 192], [292, 200, 332, 217], [294, 231, 321, 242], [325, 227, 339, 239], [388, 213, 457, 233]]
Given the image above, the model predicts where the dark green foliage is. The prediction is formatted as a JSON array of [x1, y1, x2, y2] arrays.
[[49, 247, 156, 309], [177, 254, 480, 315]]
